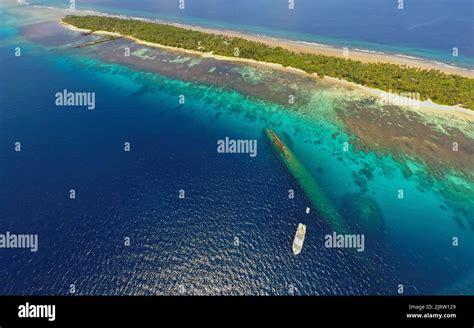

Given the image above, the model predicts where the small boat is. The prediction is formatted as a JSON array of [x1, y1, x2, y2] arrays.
[[292, 223, 306, 255]]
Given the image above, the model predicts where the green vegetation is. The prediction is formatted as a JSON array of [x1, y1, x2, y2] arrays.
[[63, 15, 474, 110]]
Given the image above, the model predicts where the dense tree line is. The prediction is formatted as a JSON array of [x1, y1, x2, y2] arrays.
[[63, 15, 474, 110]]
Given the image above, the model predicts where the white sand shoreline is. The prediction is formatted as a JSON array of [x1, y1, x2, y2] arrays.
[[5, 2, 470, 75], [52, 7, 474, 78], [60, 20, 474, 119]]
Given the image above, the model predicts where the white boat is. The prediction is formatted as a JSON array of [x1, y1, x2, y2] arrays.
[[292, 223, 306, 255]]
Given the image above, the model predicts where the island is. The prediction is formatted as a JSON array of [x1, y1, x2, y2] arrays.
[[62, 15, 474, 110]]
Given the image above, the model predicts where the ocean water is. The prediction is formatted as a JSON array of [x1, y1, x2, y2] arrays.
[[27, 0, 474, 69], [0, 3, 473, 295]]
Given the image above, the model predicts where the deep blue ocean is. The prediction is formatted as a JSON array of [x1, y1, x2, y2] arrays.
[[29, 0, 474, 69], [0, 1, 473, 295]]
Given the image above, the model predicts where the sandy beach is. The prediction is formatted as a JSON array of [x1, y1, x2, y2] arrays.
[[54, 7, 474, 79], [60, 19, 474, 119], [183, 25, 474, 79]]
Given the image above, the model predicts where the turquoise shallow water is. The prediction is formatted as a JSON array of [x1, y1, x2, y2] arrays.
[[0, 3, 473, 295]]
